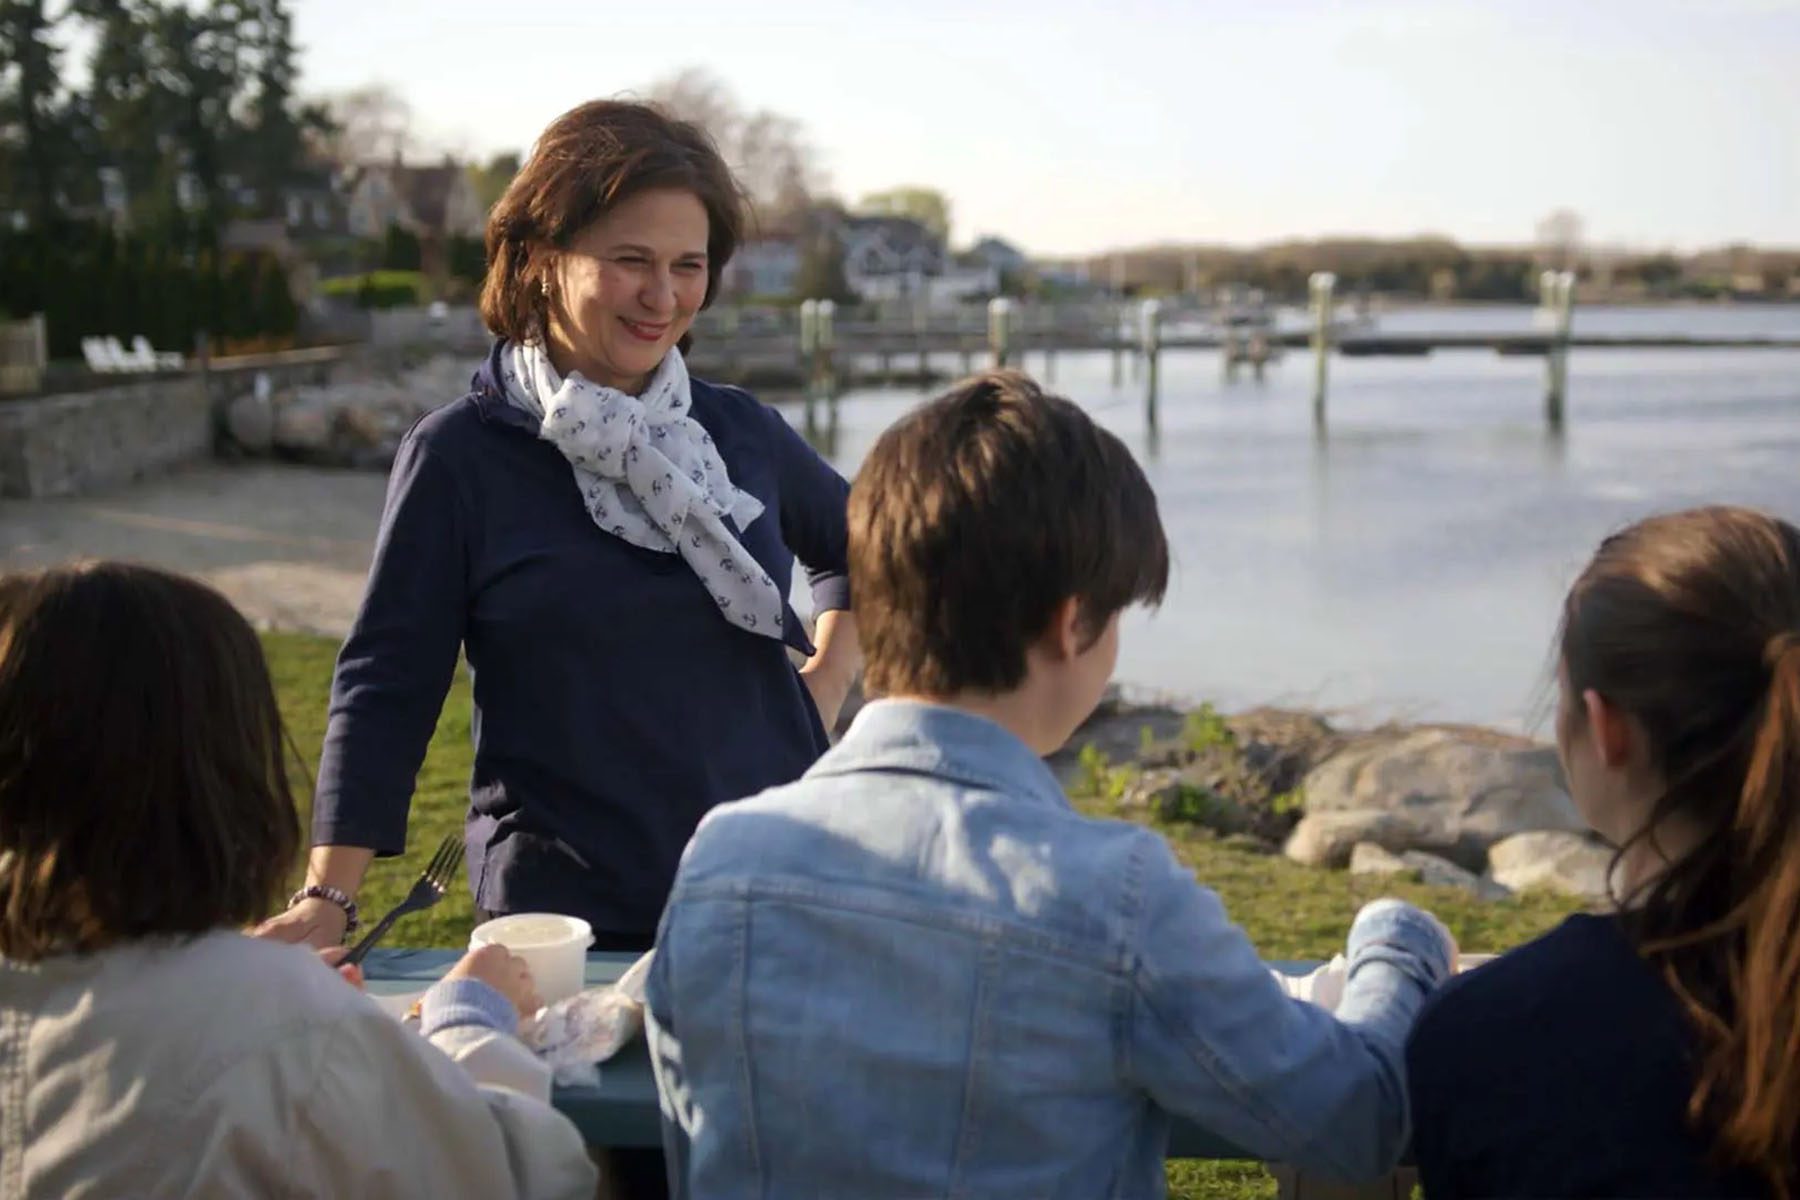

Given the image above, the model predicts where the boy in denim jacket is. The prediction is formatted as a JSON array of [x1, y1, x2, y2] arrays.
[[648, 372, 1454, 1199]]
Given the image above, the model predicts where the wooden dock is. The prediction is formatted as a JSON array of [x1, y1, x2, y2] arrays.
[[679, 297, 1800, 408], [685, 314, 1800, 366]]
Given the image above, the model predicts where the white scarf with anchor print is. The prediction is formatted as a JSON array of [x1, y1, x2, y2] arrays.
[[499, 339, 787, 640]]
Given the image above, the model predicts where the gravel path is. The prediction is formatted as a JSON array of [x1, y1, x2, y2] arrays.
[[0, 461, 388, 636]]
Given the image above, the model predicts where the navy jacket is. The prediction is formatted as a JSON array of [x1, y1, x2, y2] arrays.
[[1407, 914, 1769, 1198], [312, 341, 852, 936]]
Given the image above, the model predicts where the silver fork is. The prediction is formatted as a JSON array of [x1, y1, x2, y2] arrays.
[[341, 835, 465, 967]]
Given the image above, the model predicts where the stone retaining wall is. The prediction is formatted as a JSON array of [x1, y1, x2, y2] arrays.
[[0, 346, 357, 499], [0, 374, 210, 498]]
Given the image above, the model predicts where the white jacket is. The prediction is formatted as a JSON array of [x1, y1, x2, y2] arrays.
[[0, 930, 598, 1199]]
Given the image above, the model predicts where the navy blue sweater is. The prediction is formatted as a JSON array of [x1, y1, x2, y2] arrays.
[[1406, 914, 1770, 1198], [312, 342, 852, 937]]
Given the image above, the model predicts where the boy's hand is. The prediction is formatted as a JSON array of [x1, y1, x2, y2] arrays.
[[446, 944, 542, 1027]]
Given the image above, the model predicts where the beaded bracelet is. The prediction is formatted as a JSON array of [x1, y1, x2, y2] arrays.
[[288, 884, 361, 937]]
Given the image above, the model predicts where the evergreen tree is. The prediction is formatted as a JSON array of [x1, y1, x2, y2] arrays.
[[241, 0, 301, 216], [381, 222, 421, 271], [0, 0, 76, 228]]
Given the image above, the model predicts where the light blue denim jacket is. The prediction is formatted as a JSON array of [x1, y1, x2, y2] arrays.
[[647, 700, 1452, 1200]]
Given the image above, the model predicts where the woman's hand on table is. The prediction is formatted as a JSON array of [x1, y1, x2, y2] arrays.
[[447, 945, 542, 1029], [252, 846, 375, 948], [252, 896, 350, 950]]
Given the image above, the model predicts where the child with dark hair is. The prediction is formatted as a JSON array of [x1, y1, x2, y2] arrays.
[[0, 563, 595, 1199]]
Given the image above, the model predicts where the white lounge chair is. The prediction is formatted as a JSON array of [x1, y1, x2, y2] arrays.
[[132, 335, 184, 371], [81, 337, 117, 373], [102, 337, 142, 372]]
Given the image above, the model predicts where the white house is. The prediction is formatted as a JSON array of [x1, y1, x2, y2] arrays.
[[728, 238, 801, 298], [967, 236, 1029, 277], [841, 216, 946, 302], [345, 161, 485, 242], [929, 259, 1002, 303]]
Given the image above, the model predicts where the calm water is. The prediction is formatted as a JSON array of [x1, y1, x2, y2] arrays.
[[785, 306, 1800, 733]]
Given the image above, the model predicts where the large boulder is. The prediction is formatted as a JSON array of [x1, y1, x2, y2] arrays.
[[1227, 708, 1345, 799], [245, 363, 461, 466], [271, 392, 335, 454], [1487, 830, 1614, 902], [1285, 727, 1582, 869], [1349, 842, 1512, 901], [1284, 811, 1421, 868], [225, 389, 276, 453], [333, 393, 393, 450]]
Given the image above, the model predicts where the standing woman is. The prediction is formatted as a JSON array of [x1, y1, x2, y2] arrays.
[[258, 100, 858, 956]]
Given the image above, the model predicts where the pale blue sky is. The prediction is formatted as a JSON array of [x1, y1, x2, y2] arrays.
[[290, 0, 1798, 255]]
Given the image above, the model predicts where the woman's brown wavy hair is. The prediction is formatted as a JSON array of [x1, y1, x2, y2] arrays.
[[479, 99, 745, 356]]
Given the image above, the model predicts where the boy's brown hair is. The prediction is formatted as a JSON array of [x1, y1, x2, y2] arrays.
[[0, 563, 299, 961], [850, 371, 1169, 698]]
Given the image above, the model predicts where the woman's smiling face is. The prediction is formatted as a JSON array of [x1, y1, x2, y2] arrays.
[[544, 187, 711, 394]]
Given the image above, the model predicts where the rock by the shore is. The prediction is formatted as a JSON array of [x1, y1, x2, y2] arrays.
[[271, 391, 334, 454], [1057, 696, 1329, 846], [1115, 767, 1182, 816], [1348, 842, 1412, 876], [1116, 767, 1255, 835], [1052, 693, 1597, 904], [226, 389, 276, 453], [1282, 810, 1419, 867], [231, 355, 471, 467], [1286, 727, 1583, 870], [1487, 830, 1614, 901], [1049, 688, 1187, 785], [1228, 708, 1344, 799], [1349, 842, 1512, 900]]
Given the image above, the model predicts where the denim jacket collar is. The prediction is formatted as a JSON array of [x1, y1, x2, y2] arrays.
[[810, 699, 1071, 812]]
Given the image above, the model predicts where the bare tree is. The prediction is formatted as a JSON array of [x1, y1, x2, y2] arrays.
[[643, 67, 738, 148], [734, 109, 821, 229], [319, 82, 413, 164], [643, 67, 824, 231]]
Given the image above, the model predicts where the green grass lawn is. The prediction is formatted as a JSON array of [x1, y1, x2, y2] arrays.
[[267, 631, 483, 949], [264, 630, 1583, 1200]]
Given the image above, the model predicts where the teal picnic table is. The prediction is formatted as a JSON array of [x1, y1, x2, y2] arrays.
[[362, 948, 1317, 1161]]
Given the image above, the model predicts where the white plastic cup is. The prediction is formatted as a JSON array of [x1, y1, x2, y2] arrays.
[[469, 913, 593, 1006]]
